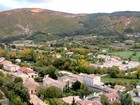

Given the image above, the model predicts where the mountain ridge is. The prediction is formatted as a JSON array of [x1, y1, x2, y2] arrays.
[[0, 8, 140, 42]]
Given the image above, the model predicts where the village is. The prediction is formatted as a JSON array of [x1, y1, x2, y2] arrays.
[[0, 50, 139, 105]]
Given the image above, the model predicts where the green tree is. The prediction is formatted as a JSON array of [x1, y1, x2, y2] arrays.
[[110, 71, 117, 78], [14, 83, 30, 103], [110, 102, 121, 105], [0, 64, 3, 69], [48, 98, 66, 105], [14, 77, 23, 83], [129, 80, 137, 88], [124, 93, 133, 105], [133, 89, 139, 97], [72, 81, 81, 91], [101, 94, 109, 105], [0, 78, 4, 87], [46, 65, 57, 79], [36, 86, 46, 97], [45, 86, 63, 98], [120, 93, 133, 105], [135, 66, 140, 79]]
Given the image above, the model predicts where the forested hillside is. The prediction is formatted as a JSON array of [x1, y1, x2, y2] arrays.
[[0, 8, 140, 42]]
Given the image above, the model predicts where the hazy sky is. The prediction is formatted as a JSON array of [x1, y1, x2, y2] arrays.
[[0, 0, 140, 13]]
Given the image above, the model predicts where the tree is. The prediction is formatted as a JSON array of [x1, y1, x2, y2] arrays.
[[48, 98, 66, 105], [53, 58, 66, 68], [0, 78, 3, 87], [45, 86, 63, 98], [119, 93, 125, 105], [0, 64, 3, 69], [14, 77, 23, 83], [129, 80, 137, 88], [124, 93, 133, 105], [101, 94, 109, 105], [135, 66, 140, 79], [110, 102, 121, 105], [133, 89, 139, 97], [14, 83, 30, 103], [120, 93, 133, 105], [11, 45, 16, 49], [46, 65, 57, 79], [72, 81, 81, 91], [110, 71, 117, 78], [36, 86, 46, 98]]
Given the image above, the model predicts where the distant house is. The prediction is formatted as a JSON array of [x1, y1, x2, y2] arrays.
[[43, 75, 66, 90], [105, 92, 119, 102], [0, 57, 5, 63], [65, 52, 74, 57], [64, 47, 67, 51], [2, 60, 20, 72], [18, 67, 38, 78], [80, 73, 101, 86], [52, 54, 61, 58], [58, 75, 76, 88], [15, 59, 21, 63], [62, 96, 81, 104], [1, 60, 12, 65], [24, 78, 39, 94], [114, 85, 126, 92], [97, 55, 111, 61], [77, 99, 102, 105], [68, 74, 83, 83]]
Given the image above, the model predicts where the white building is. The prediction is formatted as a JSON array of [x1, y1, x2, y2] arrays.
[[3, 63, 20, 72], [80, 73, 101, 86]]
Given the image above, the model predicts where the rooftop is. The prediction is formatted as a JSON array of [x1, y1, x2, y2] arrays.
[[80, 73, 97, 79], [19, 67, 34, 74], [62, 96, 81, 104], [115, 85, 125, 89], [30, 94, 47, 105], [24, 78, 40, 90], [105, 92, 119, 99]]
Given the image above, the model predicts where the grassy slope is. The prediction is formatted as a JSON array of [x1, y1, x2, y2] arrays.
[[108, 51, 140, 62], [102, 77, 140, 85]]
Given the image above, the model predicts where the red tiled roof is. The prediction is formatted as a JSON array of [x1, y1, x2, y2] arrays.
[[115, 85, 125, 89], [92, 100, 102, 105], [77, 100, 91, 105], [80, 73, 97, 79], [19, 67, 34, 74], [105, 92, 119, 99], [1, 60, 12, 65]]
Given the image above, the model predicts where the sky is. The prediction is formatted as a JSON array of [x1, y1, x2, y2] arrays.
[[0, 0, 140, 13]]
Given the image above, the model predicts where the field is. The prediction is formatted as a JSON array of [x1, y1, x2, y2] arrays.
[[102, 77, 140, 85], [107, 51, 140, 62]]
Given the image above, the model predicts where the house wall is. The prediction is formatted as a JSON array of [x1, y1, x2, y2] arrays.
[[28, 73, 38, 78], [43, 79, 64, 91], [3, 65, 20, 72], [82, 76, 101, 86]]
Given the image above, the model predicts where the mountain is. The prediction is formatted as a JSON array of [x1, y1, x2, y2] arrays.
[[81, 11, 140, 36], [0, 8, 84, 42], [0, 8, 140, 42]]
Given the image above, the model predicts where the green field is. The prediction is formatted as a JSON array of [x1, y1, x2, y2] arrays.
[[102, 77, 140, 85], [108, 51, 140, 62]]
